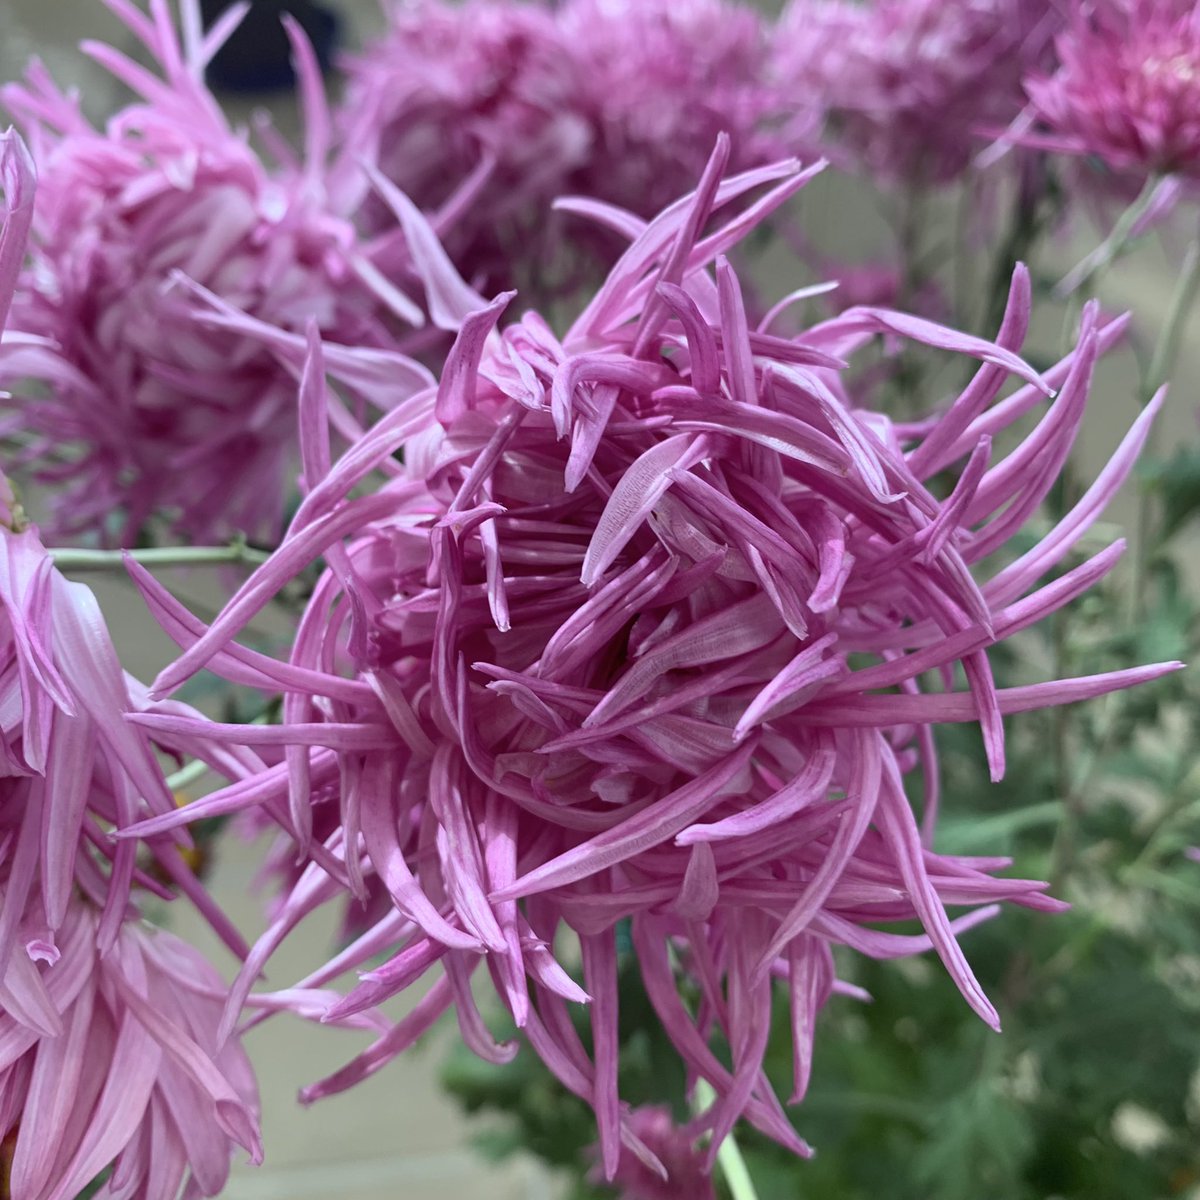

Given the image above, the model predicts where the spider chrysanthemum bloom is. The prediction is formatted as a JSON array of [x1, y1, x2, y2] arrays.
[[339, 0, 591, 294], [131, 145, 1179, 1177], [0, 0, 444, 546], [1020, 0, 1200, 184], [776, 0, 1059, 185]]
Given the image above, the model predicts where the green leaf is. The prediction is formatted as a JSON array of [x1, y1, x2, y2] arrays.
[[1146, 447, 1200, 540], [935, 802, 1064, 855]]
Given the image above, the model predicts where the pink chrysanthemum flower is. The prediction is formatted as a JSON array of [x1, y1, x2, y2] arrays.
[[339, 0, 591, 294], [589, 1106, 715, 1200], [1019, 0, 1200, 183], [342, 0, 792, 295], [128, 144, 1179, 1176], [0, 895, 261, 1200], [0, 0, 453, 546], [560, 0, 788, 216], [0, 128, 262, 1196], [776, 0, 1059, 184], [0, 127, 236, 955]]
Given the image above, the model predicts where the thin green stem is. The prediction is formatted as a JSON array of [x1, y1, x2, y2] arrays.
[[693, 1079, 761, 1200], [165, 756, 212, 794], [51, 541, 270, 572], [953, 178, 973, 328], [1044, 466, 1081, 895], [1143, 237, 1200, 403], [982, 163, 1051, 336], [1055, 174, 1165, 297], [1130, 233, 1200, 623]]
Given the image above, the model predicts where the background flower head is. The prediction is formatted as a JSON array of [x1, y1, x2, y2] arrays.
[[340, 0, 590, 295], [777, 0, 1060, 184], [560, 0, 788, 213], [341, 0, 793, 299], [1021, 0, 1200, 184], [0, 0, 439, 546]]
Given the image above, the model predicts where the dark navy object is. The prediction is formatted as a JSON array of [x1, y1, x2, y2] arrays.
[[201, 0, 340, 93]]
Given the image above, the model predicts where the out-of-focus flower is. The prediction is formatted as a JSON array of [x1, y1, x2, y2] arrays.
[[0, 894, 261, 1200], [341, 0, 795, 297], [0, 0, 461, 546], [127, 143, 1179, 1176], [1019, 0, 1200, 184], [777, 0, 1059, 184], [0, 126, 262, 1196], [340, 0, 590, 295], [0, 127, 219, 960], [589, 1106, 715, 1200], [560, 0, 790, 215]]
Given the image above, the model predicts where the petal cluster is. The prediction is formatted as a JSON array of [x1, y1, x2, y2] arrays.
[[1021, 0, 1200, 183], [0, 129, 262, 1197], [340, 0, 590, 294], [131, 148, 1177, 1175], [776, 0, 1058, 183], [0, 0, 441, 545], [341, 0, 788, 294], [0, 898, 261, 1200]]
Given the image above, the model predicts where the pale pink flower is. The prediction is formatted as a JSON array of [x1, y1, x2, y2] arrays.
[[590, 1107, 715, 1200], [128, 144, 1179, 1175], [777, 0, 1059, 183], [1, 0, 459, 546], [0, 128, 262, 1193], [340, 0, 591, 295], [1020, 0, 1200, 183], [560, 0, 789, 215], [0, 127, 244, 962], [0, 894, 261, 1200]]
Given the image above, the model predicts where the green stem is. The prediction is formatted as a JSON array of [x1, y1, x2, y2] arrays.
[[165, 756, 212, 794], [166, 711, 275, 795], [1045, 465, 1081, 894], [1055, 174, 1165, 297], [1142, 236, 1200, 403], [51, 541, 270, 572], [693, 1079, 761, 1200], [1130, 233, 1200, 623], [982, 163, 1050, 336], [952, 178, 973, 328]]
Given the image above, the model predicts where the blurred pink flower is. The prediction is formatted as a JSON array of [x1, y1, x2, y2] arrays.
[[341, 0, 794, 297], [561, 0, 790, 214], [1, 0, 454, 546], [0, 895, 261, 1200], [127, 144, 1178, 1175], [1020, 0, 1200, 183], [590, 1107, 715, 1200], [1, 127, 241, 962], [340, 0, 591, 295], [777, 0, 1059, 183], [0, 127, 263, 1194]]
